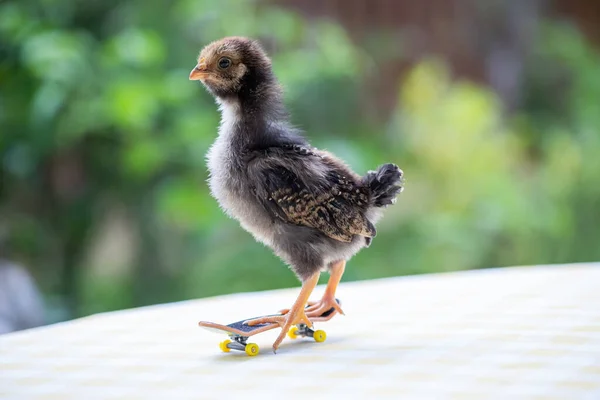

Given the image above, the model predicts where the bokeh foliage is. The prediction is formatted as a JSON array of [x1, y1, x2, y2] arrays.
[[1, 0, 599, 323]]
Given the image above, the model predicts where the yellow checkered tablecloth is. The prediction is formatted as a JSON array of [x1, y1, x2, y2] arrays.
[[1, 263, 600, 399]]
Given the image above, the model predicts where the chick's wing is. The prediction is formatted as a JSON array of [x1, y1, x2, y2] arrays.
[[247, 144, 376, 243]]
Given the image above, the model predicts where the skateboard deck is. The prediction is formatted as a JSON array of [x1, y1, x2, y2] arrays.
[[198, 299, 341, 356]]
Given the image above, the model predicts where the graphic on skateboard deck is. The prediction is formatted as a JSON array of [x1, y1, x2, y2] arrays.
[[198, 299, 341, 356]]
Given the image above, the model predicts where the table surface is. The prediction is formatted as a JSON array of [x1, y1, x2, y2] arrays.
[[1, 263, 600, 399]]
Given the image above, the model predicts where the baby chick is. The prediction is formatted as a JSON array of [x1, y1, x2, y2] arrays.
[[190, 37, 404, 352]]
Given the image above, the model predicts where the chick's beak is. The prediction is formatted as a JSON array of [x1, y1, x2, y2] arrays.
[[189, 62, 207, 81]]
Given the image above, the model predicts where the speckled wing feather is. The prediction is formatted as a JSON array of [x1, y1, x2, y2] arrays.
[[249, 145, 376, 243]]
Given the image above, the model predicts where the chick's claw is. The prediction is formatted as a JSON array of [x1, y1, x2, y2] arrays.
[[273, 309, 313, 352]]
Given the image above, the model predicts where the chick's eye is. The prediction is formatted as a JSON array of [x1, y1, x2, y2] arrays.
[[218, 58, 231, 69]]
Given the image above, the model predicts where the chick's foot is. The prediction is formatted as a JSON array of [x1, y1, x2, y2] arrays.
[[245, 272, 321, 353], [305, 295, 345, 318], [245, 307, 312, 352]]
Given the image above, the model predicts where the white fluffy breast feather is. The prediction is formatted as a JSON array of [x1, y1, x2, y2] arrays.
[[206, 99, 241, 217], [205, 99, 275, 246]]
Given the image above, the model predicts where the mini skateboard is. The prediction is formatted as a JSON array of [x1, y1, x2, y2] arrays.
[[198, 299, 341, 356]]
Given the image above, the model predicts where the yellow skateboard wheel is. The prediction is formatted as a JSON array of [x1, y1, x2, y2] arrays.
[[245, 343, 259, 356], [219, 339, 231, 353], [287, 327, 299, 339], [313, 330, 326, 343]]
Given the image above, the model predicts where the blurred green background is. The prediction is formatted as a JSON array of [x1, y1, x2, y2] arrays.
[[1, 0, 599, 330]]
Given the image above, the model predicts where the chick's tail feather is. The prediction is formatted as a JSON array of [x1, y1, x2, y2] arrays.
[[363, 163, 404, 208]]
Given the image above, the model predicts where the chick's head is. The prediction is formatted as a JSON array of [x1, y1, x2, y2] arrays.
[[189, 36, 272, 99]]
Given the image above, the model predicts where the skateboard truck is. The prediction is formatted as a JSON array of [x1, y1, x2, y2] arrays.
[[287, 323, 327, 342], [219, 335, 260, 356]]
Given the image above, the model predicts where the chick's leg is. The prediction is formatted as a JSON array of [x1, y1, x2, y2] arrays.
[[245, 271, 320, 352], [305, 260, 346, 318]]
